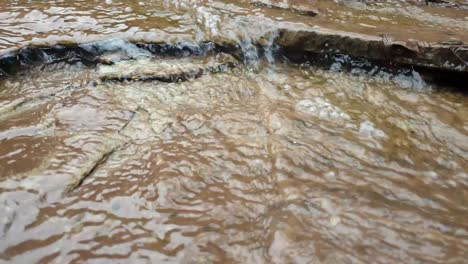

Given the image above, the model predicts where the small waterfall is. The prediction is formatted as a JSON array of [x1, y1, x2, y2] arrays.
[[260, 31, 280, 64], [236, 30, 280, 70], [163, 0, 281, 69], [238, 38, 260, 67]]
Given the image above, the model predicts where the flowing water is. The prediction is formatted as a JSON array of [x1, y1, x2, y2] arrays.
[[0, 0, 468, 263]]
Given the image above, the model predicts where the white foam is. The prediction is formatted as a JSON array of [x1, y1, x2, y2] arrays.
[[359, 120, 386, 138], [296, 98, 350, 120], [81, 39, 151, 58], [393, 70, 428, 91]]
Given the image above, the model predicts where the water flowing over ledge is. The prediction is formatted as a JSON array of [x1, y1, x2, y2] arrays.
[[1, 1, 468, 263]]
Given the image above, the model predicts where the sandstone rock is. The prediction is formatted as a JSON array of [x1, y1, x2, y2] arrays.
[[97, 53, 239, 82], [277, 26, 468, 72], [251, 0, 319, 16], [95, 52, 133, 65]]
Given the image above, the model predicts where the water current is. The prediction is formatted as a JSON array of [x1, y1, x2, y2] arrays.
[[0, 0, 467, 263]]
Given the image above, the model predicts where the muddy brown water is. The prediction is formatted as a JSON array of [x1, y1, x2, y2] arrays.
[[1, 0, 468, 263]]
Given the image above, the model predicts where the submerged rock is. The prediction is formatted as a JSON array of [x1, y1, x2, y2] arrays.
[[95, 52, 135, 65], [251, 0, 319, 16], [97, 53, 239, 82], [295, 98, 350, 121]]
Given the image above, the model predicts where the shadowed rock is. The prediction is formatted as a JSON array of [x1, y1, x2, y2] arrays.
[[277, 26, 468, 72], [0, 40, 220, 78], [420, 0, 468, 9], [0, 0, 467, 77]]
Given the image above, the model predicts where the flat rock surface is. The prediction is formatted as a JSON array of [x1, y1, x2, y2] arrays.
[[251, 0, 319, 16], [2, 53, 467, 263], [97, 53, 239, 82]]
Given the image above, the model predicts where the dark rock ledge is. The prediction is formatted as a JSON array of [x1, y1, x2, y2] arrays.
[[0, 26, 466, 84]]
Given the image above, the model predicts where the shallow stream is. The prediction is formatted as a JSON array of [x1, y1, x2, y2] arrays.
[[0, 0, 467, 263]]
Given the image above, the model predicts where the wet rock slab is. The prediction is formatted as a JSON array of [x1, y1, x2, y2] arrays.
[[277, 25, 468, 72], [243, 0, 468, 73], [1, 58, 467, 263], [97, 53, 239, 82], [251, 0, 319, 16]]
